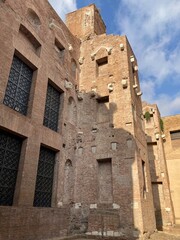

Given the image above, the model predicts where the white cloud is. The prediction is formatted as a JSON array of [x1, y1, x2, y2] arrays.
[[116, 0, 180, 115], [48, 0, 77, 21], [141, 81, 156, 103], [154, 94, 180, 117]]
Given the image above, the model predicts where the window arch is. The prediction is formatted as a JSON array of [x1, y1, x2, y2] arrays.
[[27, 8, 41, 26]]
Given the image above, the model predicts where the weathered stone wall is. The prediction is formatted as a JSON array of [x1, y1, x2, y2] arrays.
[[0, 1, 162, 240], [0, 0, 80, 239], [0, 206, 70, 240], [163, 114, 180, 224], [70, 13, 156, 236], [66, 4, 106, 39], [143, 103, 175, 229]]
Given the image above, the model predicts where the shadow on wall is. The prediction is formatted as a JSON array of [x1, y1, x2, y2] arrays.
[[147, 139, 164, 231], [0, 92, 155, 240], [65, 90, 155, 240]]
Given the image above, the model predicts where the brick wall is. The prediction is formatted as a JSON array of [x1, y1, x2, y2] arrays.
[[0, 1, 158, 239]]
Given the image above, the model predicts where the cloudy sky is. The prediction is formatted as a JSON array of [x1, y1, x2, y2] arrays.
[[48, 0, 180, 117]]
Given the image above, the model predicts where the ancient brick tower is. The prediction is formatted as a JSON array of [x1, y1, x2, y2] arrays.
[[66, 5, 156, 238], [0, 1, 174, 240]]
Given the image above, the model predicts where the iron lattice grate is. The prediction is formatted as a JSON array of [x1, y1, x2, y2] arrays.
[[33, 147, 56, 207], [0, 130, 22, 206], [3, 55, 33, 115], [43, 84, 60, 131]]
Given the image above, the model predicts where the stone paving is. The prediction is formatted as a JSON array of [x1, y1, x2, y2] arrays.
[[149, 232, 180, 240], [49, 233, 180, 240]]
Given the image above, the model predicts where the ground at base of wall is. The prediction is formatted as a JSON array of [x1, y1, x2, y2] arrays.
[[46, 229, 180, 240], [73, 234, 180, 240], [149, 232, 180, 240], [46, 233, 180, 240]]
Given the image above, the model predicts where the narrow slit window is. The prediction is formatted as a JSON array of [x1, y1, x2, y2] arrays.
[[142, 160, 148, 197]]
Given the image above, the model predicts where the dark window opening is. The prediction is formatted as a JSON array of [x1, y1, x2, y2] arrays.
[[43, 83, 62, 132], [33, 147, 56, 207], [3, 55, 33, 115], [55, 38, 65, 59], [142, 160, 148, 197], [97, 96, 109, 103], [96, 56, 108, 66], [96, 57, 108, 77], [0, 130, 22, 206], [152, 181, 162, 184], [170, 130, 180, 140]]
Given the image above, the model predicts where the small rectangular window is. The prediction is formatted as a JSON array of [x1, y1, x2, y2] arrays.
[[96, 56, 108, 66], [43, 83, 62, 131], [97, 96, 109, 103], [170, 130, 180, 140], [3, 55, 33, 115], [33, 146, 56, 207], [0, 130, 22, 206], [55, 38, 65, 59], [96, 56, 108, 76], [170, 130, 180, 148]]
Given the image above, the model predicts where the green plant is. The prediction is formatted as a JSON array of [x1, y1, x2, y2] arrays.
[[160, 118, 164, 132], [144, 111, 151, 121]]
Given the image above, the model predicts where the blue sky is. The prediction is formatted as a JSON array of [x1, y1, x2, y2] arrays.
[[48, 0, 180, 116]]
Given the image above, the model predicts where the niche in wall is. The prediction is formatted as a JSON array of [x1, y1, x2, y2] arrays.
[[96, 56, 108, 77], [68, 97, 77, 125], [63, 159, 74, 204], [19, 24, 41, 56], [97, 158, 113, 204], [27, 8, 41, 26], [96, 96, 110, 123]]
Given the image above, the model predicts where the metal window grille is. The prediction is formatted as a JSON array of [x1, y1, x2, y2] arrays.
[[3, 55, 33, 115], [43, 84, 60, 131], [0, 130, 22, 206], [33, 147, 56, 207]]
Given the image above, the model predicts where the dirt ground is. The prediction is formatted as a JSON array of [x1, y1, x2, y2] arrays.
[[149, 232, 180, 240]]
